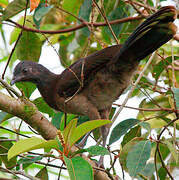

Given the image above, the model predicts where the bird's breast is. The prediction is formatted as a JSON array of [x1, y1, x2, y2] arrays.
[[85, 69, 134, 110]]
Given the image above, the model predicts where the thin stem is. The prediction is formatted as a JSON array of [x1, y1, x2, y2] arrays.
[[113, 103, 177, 112], [0, 126, 30, 138], [0, 78, 21, 97]]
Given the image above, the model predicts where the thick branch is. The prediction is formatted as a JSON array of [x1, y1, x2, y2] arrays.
[[0, 91, 57, 140]]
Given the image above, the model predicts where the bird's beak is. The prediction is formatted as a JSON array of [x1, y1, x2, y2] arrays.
[[10, 76, 19, 86], [10, 78, 16, 86]]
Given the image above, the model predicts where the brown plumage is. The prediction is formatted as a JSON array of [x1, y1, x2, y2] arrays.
[[11, 6, 177, 146]]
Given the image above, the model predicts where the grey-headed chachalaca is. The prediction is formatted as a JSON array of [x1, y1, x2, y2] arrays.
[[11, 6, 177, 146]]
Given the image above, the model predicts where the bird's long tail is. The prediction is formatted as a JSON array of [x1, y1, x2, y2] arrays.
[[116, 6, 177, 62]]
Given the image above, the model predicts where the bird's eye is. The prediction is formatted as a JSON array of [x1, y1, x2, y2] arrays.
[[22, 68, 28, 73]]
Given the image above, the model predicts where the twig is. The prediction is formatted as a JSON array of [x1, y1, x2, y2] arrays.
[[6, 16, 143, 34], [126, 0, 156, 12], [0, 166, 19, 178], [0, 144, 9, 151], [35, 160, 66, 169], [128, 0, 147, 18], [0, 126, 30, 138], [0, 166, 40, 179], [0, 139, 17, 142], [18, 153, 66, 169], [113, 103, 178, 112], [0, 78, 21, 98], [57, 163, 64, 180], [139, 87, 165, 109]]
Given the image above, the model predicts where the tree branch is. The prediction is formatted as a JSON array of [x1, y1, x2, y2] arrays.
[[6, 16, 143, 34], [0, 91, 57, 140]]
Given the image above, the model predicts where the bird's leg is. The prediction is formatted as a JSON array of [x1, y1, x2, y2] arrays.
[[99, 106, 112, 147], [76, 105, 101, 148], [98, 106, 112, 167], [76, 132, 91, 148]]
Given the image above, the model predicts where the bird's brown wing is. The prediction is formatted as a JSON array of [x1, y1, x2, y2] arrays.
[[57, 45, 122, 98]]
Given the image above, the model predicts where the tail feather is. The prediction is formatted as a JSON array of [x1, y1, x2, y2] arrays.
[[116, 6, 177, 62]]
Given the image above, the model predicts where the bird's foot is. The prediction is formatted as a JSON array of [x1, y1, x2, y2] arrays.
[[75, 132, 91, 149], [97, 156, 104, 168]]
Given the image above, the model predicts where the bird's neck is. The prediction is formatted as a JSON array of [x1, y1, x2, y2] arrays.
[[36, 71, 59, 110]]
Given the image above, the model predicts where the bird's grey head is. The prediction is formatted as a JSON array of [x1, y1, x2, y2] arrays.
[[11, 61, 45, 85]]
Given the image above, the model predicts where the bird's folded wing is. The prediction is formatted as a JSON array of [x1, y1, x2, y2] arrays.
[[57, 45, 122, 97]]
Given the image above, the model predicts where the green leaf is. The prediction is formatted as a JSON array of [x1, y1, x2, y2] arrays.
[[0, 113, 13, 123], [140, 163, 161, 177], [78, 0, 92, 21], [126, 140, 151, 177], [35, 167, 48, 180], [15, 82, 36, 98], [104, 6, 127, 39], [109, 107, 116, 120], [153, 56, 179, 80], [139, 122, 151, 132], [64, 156, 93, 180], [33, 3, 53, 29], [0, 137, 17, 169], [77, 116, 89, 125], [2, 0, 28, 20], [78, 0, 92, 36], [147, 0, 154, 6], [0, 111, 7, 123], [73, 145, 109, 157], [173, 88, 179, 109], [60, 113, 76, 131], [164, 139, 178, 164], [63, 118, 77, 145], [121, 125, 141, 147], [109, 118, 140, 145], [16, 31, 42, 61], [158, 166, 167, 180], [85, 145, 109, 156], [69, 119, 111, 147], [157, 143, 170, 162], [147, 119, 167, 129], [8, 137, 58, 160], [9, 15, 33, 45], [56, 136, 63, 152], [17, 155, 43, 165], [62, 0, 83, 21], [51, 112, 63, 129], [33, 97, 54, 117], [119, 137, 144, 171], [0, 0, 8, 7]]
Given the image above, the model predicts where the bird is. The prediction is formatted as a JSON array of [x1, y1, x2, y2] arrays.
[[11, 6, 177, 147]]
